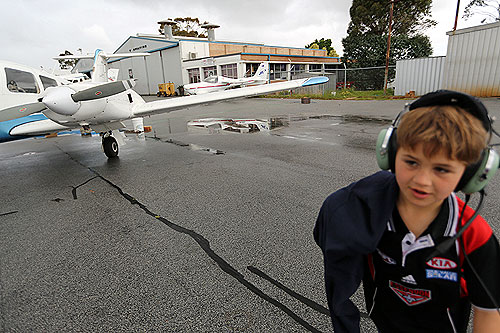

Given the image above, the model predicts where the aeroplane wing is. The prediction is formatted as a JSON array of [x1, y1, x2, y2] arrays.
[[9, 118, 70, 136], [0, 113, 71, 142], [133, 76, 328, 117], [53, 52, 149, 60]]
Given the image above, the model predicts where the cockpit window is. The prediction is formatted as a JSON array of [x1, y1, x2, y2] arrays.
[[5, 68, 40, 93], [204, 76, 217, 83], [40, 75, 58, 89]]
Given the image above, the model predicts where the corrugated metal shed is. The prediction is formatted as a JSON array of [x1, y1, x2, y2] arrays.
[[443, 21, 500, 97], [395, 56, 446, 96]]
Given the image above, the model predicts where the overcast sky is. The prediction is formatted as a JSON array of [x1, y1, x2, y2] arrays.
[[0, 0, 495, 71]]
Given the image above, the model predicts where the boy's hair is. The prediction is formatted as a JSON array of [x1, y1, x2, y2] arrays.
[[397, 105, 487, 165]]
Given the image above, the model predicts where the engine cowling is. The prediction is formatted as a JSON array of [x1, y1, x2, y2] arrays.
[[42, 86, 80, 116]]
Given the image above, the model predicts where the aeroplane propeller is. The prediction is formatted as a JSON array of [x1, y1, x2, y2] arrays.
[[72, 79, 136, 102], [0, 102, 47, 122], [0, 79, 137, 120]]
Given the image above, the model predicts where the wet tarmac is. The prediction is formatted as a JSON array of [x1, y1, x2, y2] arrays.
[[1, 97, 500, 332]]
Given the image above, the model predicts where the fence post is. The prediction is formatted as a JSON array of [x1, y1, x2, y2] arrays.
[[343, 63, 347, 90]]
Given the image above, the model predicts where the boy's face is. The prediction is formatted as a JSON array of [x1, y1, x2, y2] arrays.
[[395, 143, 466, 211]]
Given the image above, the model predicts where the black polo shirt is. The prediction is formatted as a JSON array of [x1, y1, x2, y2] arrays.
[[363, 194, 500, 332]]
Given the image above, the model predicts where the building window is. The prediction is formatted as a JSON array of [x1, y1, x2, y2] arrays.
[[269, 63, 287, 80], [203, 66, 217, 79], [5, 68, 40, 93], [291, 64, 305, 75], [188, 68, 200, 83], [245, 63, 260, 77], [325, 64, 338, 73], [309, 64, 322, 73], [40, 75, 58, 89], [221, 63, 237, 79]]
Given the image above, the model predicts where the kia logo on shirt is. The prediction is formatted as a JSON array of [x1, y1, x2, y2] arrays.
[[426, 257, 457, 270]]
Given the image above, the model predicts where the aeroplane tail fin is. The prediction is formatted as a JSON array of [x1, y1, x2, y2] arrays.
[[252, 62, 268, 79], [54, 50, 149, 83], [107, 68, 119, 82], [91, 50, 149, 83]]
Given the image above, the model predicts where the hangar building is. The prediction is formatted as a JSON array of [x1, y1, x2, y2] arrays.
[[76, 21, 341, 95]]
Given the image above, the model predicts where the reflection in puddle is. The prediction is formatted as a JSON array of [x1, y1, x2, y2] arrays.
[[309, 114, 391, 124], [187, 115, 390, 134], [188, 119, 271, 133]]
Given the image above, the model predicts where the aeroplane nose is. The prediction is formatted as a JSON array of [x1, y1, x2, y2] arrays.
[[42, 86, 80, 116]]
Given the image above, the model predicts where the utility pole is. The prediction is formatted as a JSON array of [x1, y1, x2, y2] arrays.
[[384, 0, 396, 94], [453, 0, 461, 33]]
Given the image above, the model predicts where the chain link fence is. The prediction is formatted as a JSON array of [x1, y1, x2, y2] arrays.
[[290, 66, 396, 94], [334, 66, 396, 91]]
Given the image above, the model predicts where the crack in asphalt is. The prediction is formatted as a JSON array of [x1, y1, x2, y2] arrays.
[[248, 266, 370, 319], [59, 146, 327, 332], [93, 172, 323, 333], [71, 176, 99, 199], [0, 211, 18, 217]]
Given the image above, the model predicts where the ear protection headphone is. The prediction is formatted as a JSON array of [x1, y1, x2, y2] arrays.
[[375, 90, 499, 194]]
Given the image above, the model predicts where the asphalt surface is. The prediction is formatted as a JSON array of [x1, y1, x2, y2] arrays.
[[1, 96, 500, 332]]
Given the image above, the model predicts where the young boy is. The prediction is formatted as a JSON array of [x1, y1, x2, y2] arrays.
[[314, 90, 500, 332]]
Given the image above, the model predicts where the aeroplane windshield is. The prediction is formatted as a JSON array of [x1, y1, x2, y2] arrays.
[[204, 76, 217, 83], [5, 68, 40, 94], [40, 75, 58, 89]]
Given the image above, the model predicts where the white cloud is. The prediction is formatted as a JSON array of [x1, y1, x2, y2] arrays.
[[0, 0, 495, 69]]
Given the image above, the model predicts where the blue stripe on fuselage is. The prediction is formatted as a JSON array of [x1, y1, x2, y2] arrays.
[[0, 114, 48, 142]]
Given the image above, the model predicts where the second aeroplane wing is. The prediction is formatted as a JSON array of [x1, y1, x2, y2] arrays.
[[132, 76, 328, 117], [9, 118, 71, 136]]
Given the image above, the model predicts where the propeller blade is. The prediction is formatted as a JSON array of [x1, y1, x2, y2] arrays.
[[0, 102, 46, 122], [71, 79, 136, 102]]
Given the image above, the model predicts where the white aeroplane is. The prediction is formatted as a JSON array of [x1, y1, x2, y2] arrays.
[[60, 72, 89, 83], [183, 62, 269, 95], [0, 51, 328, 158]]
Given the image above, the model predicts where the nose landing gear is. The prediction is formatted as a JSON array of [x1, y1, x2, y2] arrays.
[[101, 133, 119, 158]]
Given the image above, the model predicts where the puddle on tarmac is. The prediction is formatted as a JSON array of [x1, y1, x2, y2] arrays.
[[163, 138, 224, 155], [187, 115, 391, 134]]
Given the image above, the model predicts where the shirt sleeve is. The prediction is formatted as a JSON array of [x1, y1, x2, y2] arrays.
[[463, 234, 500, 309], [314, 201, 363, 333]]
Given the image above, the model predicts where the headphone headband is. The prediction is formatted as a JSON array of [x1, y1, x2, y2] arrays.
[[409, 90, 491, 132]]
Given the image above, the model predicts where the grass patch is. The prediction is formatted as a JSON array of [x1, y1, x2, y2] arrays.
[[262, 88, 412, 100]]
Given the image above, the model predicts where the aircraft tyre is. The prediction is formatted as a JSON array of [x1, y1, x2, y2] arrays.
[[102, 136, 119, 158]]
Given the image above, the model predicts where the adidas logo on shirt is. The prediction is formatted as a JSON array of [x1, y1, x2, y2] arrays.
[[402, 275, 417, 285]]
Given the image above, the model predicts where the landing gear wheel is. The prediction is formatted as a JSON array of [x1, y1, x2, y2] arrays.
[[102, 136, 119, 158]]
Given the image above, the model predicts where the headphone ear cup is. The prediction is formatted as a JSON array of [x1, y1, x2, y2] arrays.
[[376, 128, 391, 170], [459, 149, 500, 194]]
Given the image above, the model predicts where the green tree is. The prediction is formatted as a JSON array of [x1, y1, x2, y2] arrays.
[[463, 0, 500, 23], [57, 50, 77, 70], [347, 0, 436, 35], [305, 38, 339, 57], [342, 0, 435, 89], [171, 17, 208, 38]]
